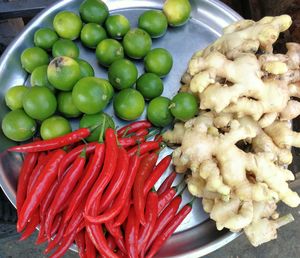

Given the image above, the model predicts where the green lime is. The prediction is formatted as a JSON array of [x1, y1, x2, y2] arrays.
[[22, 86, 57, 121], [30, 65, 56, 93], [79, 0, 109, 24], [138, 10, 168, 38], [47, 56, 81, 91], [79, 112, 115, 142], [40, 116, 72, 140], [20, 47, 49, 73], [170, 92, 198, 121], [100, 79, 114, 101], [80, 23, 107, 49], [113, 88, 145, 120], [57, 91, 82, 118], [72, 77, 110, 114], [144, 48, 173, 77], [105, 15, 130, 39], [147, 96, 173, 127], [136, 73, 163, 100], [163, 0, 191, 26], [1, 109, 37, 142], [76, 58, 95, 78], [108, 59, 138, 90], [122, 28, 152, 59], [34, 28, 58, 50], [96, 38, 124, 67], [53, 11, 82, 40], [5, 85, 29, 110], [52, 39, 80, 58]]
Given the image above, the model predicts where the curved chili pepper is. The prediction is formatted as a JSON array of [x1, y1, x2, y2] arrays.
[[138, 190, 158, 256], [17, 149, 66, 232], [135, 128, 149, 137], [114, 198, 132, 227], [49, 230, 77, 258], [43, 221, 67, 254], [133, 153, 158, 225], [64, 143, 105, 223], [117, 120, 152, 137], [85, 230, 96, 258], [144, 155, 172, 196], [64, 200, 85, 237], [45, 150, 86, 238], [157, 187, 176, 215], [145, 195, 182, 251], [8, 128, 91, 153], [85, 128, 119, 215], [19, 209, 40, 241], [107, 234, 117, 252], [98, 147, 129, 213], [157, 172, 177, 195], [145, 202, 192, 258], [105, 220, 127, 254], [118, 135, 146, 148], [128, 141, 160, 157], [49, 213, 62, 239], [16, 152, 38, 214], [57, 142, 97, 180], [40, 180, 59, 219], [75, 230, 86, 258], [125, 207, 139, 258], [84, 154, 141, 224]]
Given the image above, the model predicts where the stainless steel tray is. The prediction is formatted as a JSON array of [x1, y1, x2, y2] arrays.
[[0, 0, 242, 257]]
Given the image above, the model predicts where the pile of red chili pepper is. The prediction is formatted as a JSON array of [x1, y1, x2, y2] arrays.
[[9, 120, 193, 258]]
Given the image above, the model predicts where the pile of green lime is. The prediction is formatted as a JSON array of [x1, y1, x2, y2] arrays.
[[2, 0, 194, 142]]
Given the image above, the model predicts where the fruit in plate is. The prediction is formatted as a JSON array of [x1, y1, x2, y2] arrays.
[[163, 0, 191, 26], [47, 56, 81, 91], [72, 77, 110, 114], [53, 11, 82, 40], [138, 10, 168, 38], [136, 73, 163, 100], [52, 39, 80, 58], [169, 92, 198, 121], [79, 0, 109, 24], [105, 14, 130, 39], [20, 47, 49, 73], [80, 23, 107, 49], [2, 109, 36, 142], [96, 38, 124, 67], [57, 91, 82, 118], [147, 96, 173, 127], [5, 85, 28, 110], [122, 28, 152, 59], [113, 88, 145, 120], [144, 48, 173, 77], [22, 86, 57, 121], [30, 65, 56, 93], [76, 58, 95, 77], [79, 112, 115, 142], [108, 59, 138, 90], [40, 115, 72, 140], [33, 28, 58, 50]]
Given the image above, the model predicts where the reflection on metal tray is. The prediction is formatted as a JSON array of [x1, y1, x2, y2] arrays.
[[0, 0, 242, 257]]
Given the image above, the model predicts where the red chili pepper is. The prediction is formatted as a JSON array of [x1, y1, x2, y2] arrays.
[[75, 230, 86, 258], [40, 180, 59, 219], [158, 187, 176, 215], [16, 152, 38, 214], [85, 129, 119, 215], [85, 230, 97, 258], [50, 213, 62, 239], [50, 230, 77, 258], [157, 172, 177, 195], [128, 141, 160, 157], [145, 195, 182, 252], [118, 135, 146, 148], [77, 220, 85, 234], [8, 128, 91, 153], [43, 222, 67, 254], [64, 200, 85, 237], [114, 198, 132, 227], [144, 155, 172, 196], [84, 154, 141, 224], [27, 152, 47, 195], [64, 143, 105, 223], [17, 149, 66, 232], [57, 142, 97, 180], [45, 149, 86, 237], [98, 147, 129, 213], [125, 207, 139, 258], [105, 220, 127, 254], [107, 234, 117, 252], [145, 202, 193, 258], [138, 190, 158, 256], [135, 128, 149, 137], [133, 153, 158, 225], [117, 120, 152, 137], [35, 222, 47, 245], [19, 209, 40, 241]]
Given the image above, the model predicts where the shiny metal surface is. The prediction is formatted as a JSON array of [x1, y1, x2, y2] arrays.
[[0, 0, 242, 257]]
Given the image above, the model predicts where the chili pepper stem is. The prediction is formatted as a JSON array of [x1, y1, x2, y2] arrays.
[[98, 115, 107, 143]]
